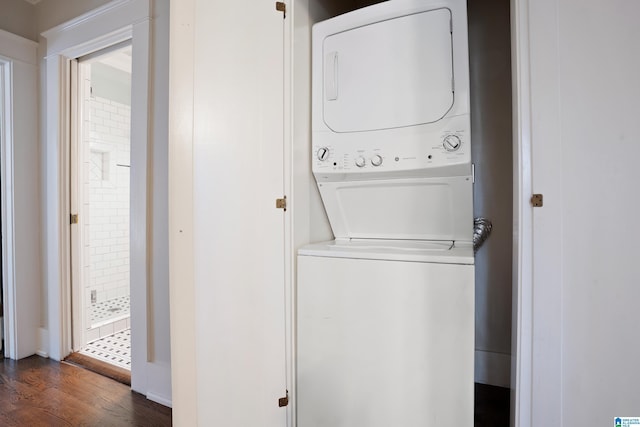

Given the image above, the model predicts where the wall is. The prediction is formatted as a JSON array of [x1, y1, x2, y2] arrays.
[[0, 29, 41, 359], [524, 0, 640, 425], [147, 0, 172, 395], [86, 95, 131, 306], [468, 0, 512, 387], [0, 0, 36, 41], [91, 63, 132, 106], [35, 0, 112, 36], [291, 0, 341, 260]]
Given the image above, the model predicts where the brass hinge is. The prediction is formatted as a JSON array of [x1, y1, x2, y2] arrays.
[[276, 196, 287, 211], [278, 390, 289, 407], [70, 213, 79, 224], [531, 194, 543, 207], [275, 1, 286, 18]]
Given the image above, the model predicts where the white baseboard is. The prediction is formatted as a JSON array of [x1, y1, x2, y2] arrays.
[[147, 392, 173, 408], [144, 361, 173, 408], [475, 349, 511, 388], [37, 327, 49, 358]]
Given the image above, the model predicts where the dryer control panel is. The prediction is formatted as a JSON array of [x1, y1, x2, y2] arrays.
[[312, 114, 471, 181]]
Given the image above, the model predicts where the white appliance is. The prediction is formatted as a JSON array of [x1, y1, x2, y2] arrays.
[[297, 0, 474, 425]]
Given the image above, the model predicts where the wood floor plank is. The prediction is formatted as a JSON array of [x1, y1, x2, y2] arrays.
[[64, 352, 131, 385], [0, 355, 171, 427]]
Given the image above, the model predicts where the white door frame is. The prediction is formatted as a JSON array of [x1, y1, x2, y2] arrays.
[[0, 30, 39, 360], [511, 0, 536, 425], [0, 55, 17, 359], [42, 0, 152, 395]]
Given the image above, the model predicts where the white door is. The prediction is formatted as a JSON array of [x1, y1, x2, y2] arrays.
[[0, 36, 39, 360], [515, 0, 640, 425], [171, 0, 289, 425]]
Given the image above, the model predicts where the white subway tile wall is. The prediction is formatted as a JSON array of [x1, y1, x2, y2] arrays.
[[83, 95, 131, 327]]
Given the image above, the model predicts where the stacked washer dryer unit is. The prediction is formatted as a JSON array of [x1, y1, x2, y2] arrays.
[[297, 0, 474, 426]]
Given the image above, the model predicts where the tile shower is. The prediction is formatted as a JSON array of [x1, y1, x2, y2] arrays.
[[83, 94, 131, 347]]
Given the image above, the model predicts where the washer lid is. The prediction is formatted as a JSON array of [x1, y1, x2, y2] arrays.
[[322, 8, 454, 133], [299, 239, 474, 265]]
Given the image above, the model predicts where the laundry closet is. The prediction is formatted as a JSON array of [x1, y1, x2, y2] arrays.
[[292, 0, 513, 393], [168, 0, 513, 424]]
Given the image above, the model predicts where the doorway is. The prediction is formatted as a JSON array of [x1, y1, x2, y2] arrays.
[[69, 43, 133, 375]]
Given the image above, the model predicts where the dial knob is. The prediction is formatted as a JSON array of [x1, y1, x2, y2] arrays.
[[317, 147, 330, 161], [371, 154, 383, 167], [443, 135, 462, 152], [355, 156, 366, 168]]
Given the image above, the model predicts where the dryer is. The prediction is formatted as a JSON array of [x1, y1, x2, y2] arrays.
[[297, 0, 474, 425]]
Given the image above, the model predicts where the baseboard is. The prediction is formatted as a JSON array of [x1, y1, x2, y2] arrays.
[[475, 350, 511, 388], [36, 328, 49, 358], [145, 361, 173, 408], [147, 391, 173, 408]]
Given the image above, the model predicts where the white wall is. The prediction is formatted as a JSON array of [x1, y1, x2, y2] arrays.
[[147, 0, 172, 394], [0, 0, 37, 41], [0, 29, 41, 359], [292, 0, 336, 255], [525, 0, 640, 425], [86, 95, 131, 306], [35, 0, 112, 36]]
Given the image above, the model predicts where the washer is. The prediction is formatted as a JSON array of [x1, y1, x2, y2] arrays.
[[297, 241, 474, 426]]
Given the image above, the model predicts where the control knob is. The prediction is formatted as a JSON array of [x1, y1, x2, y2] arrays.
[[355, 156, 366, 168], [443, 135, 462, 152], [371, 154, 383, 167], [317, 147, 330, 161]]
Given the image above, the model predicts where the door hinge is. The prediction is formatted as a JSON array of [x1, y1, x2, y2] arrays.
[[276, 196, 287, 211], [278, 390, 289, 407], [275, 1, 286, 18], [70, 213, 79, 224], [531, 194, 543, 207]]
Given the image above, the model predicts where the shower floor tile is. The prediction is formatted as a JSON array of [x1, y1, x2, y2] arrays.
[[91, 295, 130, 326], [80, 328, 131, 370]]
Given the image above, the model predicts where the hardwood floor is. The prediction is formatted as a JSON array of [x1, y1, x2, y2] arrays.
[[0, 353, 507, 427], [475, 383, 510, 427], [64, 352, 131, 386], [0, 355, 171, 426]]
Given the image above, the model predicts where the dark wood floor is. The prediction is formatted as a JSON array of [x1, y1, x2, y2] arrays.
[[0, 354, 171, 426], [475, 383, 510, 427], [0, 354, 507, 426], [64, 352, 131, 386]]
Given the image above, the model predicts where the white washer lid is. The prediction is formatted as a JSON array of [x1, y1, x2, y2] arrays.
[[298, 239, 474, 265]]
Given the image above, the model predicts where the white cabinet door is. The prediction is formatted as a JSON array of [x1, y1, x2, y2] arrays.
[[516, 0, 640, 426], [188, 0, 288, 425]]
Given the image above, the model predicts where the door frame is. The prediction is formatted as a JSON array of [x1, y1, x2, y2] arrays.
[[510, 0, 536, 425], [42, 0, 152, 395], [0, 55, 17, 358]]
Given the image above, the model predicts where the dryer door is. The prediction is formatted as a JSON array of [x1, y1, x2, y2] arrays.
[[322, 8, 454, 133]]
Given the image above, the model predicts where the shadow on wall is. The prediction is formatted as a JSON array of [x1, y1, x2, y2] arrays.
[[468, 0, 514, 386]]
